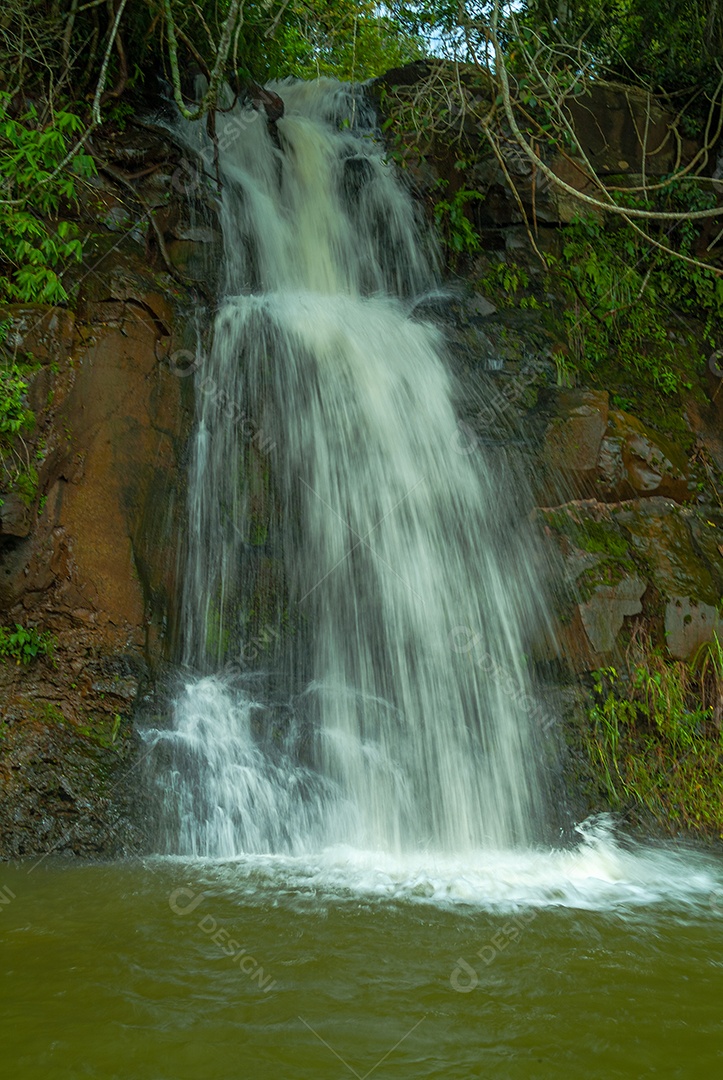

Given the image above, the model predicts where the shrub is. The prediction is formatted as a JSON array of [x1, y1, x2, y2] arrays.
[[0, 623, 55, 665]]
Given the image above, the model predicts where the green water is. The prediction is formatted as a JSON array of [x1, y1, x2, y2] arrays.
[[1, 847, 722, 1079]]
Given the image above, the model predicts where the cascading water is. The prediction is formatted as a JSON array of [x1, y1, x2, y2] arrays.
[[143, 78, 553, 858]]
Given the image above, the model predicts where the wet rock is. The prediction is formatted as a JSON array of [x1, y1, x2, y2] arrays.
[[0, 306, 75, 365], [0, 538, 31, 609], [0, 495, 32, 539], [170, 224, 219, 245], [618, 499, 719, 607], [248, 82, 285, 123], [542, 389, 609, 496], [467, 294, 497, 318], [598, 410, 691, 501], [580, 574, 646, 653], [164, 238, 214, 282], [538, 498, 723, 662], [90, 675, 140, 702], [93, 128, 176, 170], [0, 712, 139, 859], [0, 245, 193, 858], [665, 596, 722, 660], [541, 391, 693, 504]]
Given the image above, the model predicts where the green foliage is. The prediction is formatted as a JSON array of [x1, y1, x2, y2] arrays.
[[691, 632, 723, 730], [105, 101, 136, 133], [556, 205, 723, 399], [586, 644, 723, 834], [0, 333, 37, 505], [520, 0, 723, 98], [150, 0, 422, 86], [13, 464, 39, 506], [0, 93, 94, 304], [0, 623, 55, 665], [632, 662, 707, 749], [388, 1, 722, 105], [479, 260, 541, 308], [588, 666, 639, 804], [259, 0, 424, 80], [0, 96, 92, 506], [552, 349, 574, 388], [0, 363, 32, 439], [433, 186, 483, 256]]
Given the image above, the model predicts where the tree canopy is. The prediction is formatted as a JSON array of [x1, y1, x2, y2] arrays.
[[1, 2, 721, 116], [0, 1, 721, 307]]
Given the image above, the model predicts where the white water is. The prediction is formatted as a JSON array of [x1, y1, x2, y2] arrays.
[[157, 821, 723, 914], [141, 79, 720, 909]]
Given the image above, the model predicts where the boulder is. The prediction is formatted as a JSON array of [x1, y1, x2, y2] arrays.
[[618, 499, 720, 608], [540, 388, 609, 502], [0, 494, 32, 539], [541, 390, 693, 504], [539, 498, 723, 662], [580, 573, 647, 654], [664, 596, 722, 660], [597, 410, 691, 501], [543, 389, 609, 489], [248, 81, 285, 123]]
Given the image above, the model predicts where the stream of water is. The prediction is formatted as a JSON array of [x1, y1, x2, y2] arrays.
[[144, 77, 551, 857]]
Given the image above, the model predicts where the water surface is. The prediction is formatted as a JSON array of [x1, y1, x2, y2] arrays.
[[2, 837, 722, 1078]]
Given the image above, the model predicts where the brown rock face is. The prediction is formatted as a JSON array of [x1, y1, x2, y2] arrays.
[[542, 389, 609, 496], [566, 85, 696, 179], [541, 390, 693, 504], [538, 499, 723, 665], [0, 495, 32, 539], [0, 271, 194, 857], [0, 115, 225, 858], [598, 411, 691, 502]]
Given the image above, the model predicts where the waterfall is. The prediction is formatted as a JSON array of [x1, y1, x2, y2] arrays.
[[143, 79, 551, 857]]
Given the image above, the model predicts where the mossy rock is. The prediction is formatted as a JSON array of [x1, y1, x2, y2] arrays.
[[540, 498, 723, 660], [617, 500, 719, 608]]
